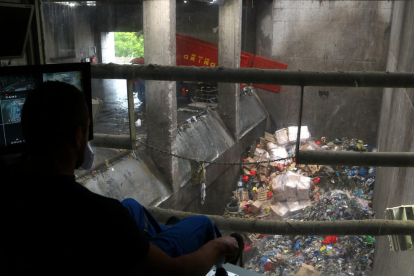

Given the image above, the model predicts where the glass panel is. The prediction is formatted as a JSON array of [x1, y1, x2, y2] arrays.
[[37, 0, 404, 274]]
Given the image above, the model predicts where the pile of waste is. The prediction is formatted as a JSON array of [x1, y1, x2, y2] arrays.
[[224, 126, 377, 275]]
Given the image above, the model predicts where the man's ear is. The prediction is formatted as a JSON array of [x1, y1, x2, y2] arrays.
[[74, 126, 83, 148]]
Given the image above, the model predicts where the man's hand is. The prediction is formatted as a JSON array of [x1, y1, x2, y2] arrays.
[[211, 236, 239, 263], [133, 236, 239, 276]]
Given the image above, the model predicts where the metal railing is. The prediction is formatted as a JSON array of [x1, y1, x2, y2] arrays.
[[91, 63, 414, 167], [147, 206, 414, 236]]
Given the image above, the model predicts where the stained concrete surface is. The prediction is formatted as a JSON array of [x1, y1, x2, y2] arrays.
[[78, 90, 268, 214], [163, 94, 268, 214], [78, 109, 266, 214], [373, 1, 414, 275], [79, 148, 172, 207], [91, 79, 194, 136], [254, 0, 391, 145], [217, 0, 242, 140], [76, 79, 199, 178], [238, 92, 268, 139], [176, 111, 235, 187], [74, 146, 129, 179]]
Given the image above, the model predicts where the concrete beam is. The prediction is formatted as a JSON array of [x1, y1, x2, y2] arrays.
[[218, 0, 242, 140], [143, 0, 179, 192]]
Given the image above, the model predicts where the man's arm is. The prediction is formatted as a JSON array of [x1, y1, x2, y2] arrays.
[[128, 236, 239, 276]]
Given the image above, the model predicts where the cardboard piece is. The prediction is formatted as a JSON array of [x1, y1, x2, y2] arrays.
[[271, 174, 287, 202], [266, 142, 278, 151], [285, 171, 299, 200], [274, 128, 289, 145], [254, 148, 270, 159], [308, 165, 320, 175], [300, 199, 312, 208], [270, 202, 290, 220], [235, 190, 248, 202], [256, 157, 270, 168], [258, 166, 270, 176], [287, 126, 311, 143], [297, 175, 311, 200], [250, 201, 263, 214], [287, 201, 303, 215], [243, 157, 256, 170], [265, 132, 277, 143], [295, 263, 319, 276], [250, 190, 258, 201], [268, 147, 289, 164]]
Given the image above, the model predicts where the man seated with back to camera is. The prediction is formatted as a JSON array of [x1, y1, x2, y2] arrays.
[[1, 81, 243, 275]]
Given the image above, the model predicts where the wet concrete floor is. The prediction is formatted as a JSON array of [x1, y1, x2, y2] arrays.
[[91, 79, 194, 136]]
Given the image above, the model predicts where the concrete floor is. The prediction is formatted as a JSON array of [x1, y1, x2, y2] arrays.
[[91, 79, 198, 136]]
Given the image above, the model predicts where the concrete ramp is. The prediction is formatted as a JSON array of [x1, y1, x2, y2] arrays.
[[84, 154, 172, 206], [80, 92, 268, 211], [238, 92, 268, 138], [176, 111, 235, 187]]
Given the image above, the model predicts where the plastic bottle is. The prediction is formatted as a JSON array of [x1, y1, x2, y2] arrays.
[[346, 264, 355, 276], [282, 268, 289, 276]]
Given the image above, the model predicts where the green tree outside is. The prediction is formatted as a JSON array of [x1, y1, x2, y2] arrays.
[[114, 32, 144, 58]]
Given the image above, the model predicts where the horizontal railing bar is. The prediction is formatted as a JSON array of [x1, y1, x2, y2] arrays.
[[90, 133, 133, 149], [91, 63, 414, 88], [147, 206, 414, 236], [298, 150, 414, 167]]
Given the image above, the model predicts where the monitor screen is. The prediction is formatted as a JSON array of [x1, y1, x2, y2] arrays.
[[0, 63, 92, 156], [0, 3, 34, 59]]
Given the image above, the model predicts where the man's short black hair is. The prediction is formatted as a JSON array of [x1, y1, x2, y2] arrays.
[[21, 81, 89, 154]]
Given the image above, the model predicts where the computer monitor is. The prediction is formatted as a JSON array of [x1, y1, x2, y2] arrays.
[[0, 2, 34, 60], [0, 63, 92, 156]]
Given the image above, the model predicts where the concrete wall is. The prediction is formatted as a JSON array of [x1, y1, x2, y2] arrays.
[[41, 4, 96, 63], [373, 1, 414, 275], [176, 3, 255, 52], [161, 93, 267, 214], [40, 2, 254, 65], [176, 2, 218, 44], [96, 4, 143, 33], [41, 3, 77, 63], [81, 94, 267, 215], [254, 0, 392, 145]]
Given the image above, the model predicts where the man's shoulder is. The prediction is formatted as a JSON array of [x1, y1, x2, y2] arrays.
[[4, 169, 123, 213]]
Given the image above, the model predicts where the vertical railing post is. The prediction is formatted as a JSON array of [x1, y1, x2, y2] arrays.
[[295, 86, 305, 161], [127, 79, 136, 150]]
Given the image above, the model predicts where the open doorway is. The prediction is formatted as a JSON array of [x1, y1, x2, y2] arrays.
[[114, 32, 144, 64]]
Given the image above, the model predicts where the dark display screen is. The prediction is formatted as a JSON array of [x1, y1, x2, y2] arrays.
[[0, 63, 92, 156], [0, 3, 34, 59]]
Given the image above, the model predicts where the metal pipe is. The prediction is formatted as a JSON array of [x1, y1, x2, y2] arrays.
[[91, 64, 414, 88], [90, 133, 131, 149], [295, 86, 304, 159], [146, 206, 414, 236], [298, 150, 414, 167], [127, 80, 136, 150]]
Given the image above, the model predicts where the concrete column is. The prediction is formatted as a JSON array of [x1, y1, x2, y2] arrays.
[[143, 0, 179, 192], [218, 0, 242, 140], [101, 32, 115, 63]]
